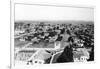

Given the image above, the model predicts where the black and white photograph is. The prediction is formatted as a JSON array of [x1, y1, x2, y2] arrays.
[[14, 3, 94, 65]]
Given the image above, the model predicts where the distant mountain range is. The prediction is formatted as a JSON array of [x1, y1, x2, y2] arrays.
[[15, 20, 94, 25]]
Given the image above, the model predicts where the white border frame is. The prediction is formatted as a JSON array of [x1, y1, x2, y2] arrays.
[[10, 0, 95, 69]]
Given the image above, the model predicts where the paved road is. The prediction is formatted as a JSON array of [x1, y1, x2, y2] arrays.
[[15, 42, 32, 53]]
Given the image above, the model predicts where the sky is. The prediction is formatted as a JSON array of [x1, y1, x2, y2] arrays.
[[15, 4, 94, 21]]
